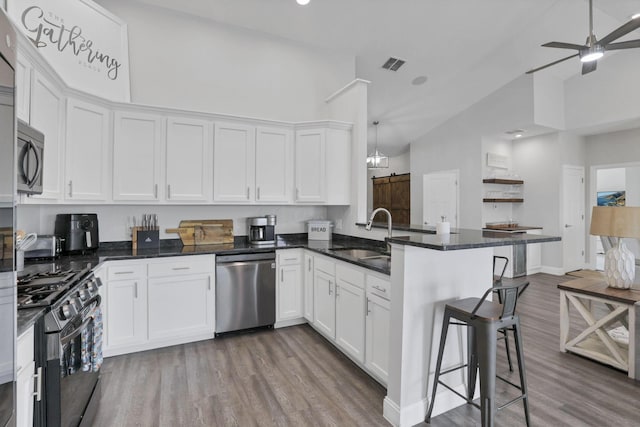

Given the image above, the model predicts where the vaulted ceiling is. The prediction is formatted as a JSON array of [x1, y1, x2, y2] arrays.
[[133, 0, 640, 155]]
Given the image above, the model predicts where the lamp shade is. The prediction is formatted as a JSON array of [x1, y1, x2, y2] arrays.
[[590, 206, 640, 238]]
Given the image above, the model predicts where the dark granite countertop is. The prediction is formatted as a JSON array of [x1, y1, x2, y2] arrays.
[[387, 229, 560, 251], [358, 221, 544, 234], [17, 307, 46, 337]]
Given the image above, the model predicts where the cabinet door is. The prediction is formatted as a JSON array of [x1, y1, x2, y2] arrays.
[[336, 279, 365, 363], [112, 111, 162, 201], [29, 72, 65, 201], [16, 53, 31, 123], [303, 253, 314, 322], [255, 126, 292, 203], [366, 294, 390, 384], [106, 279, 147, 349], [313, 269, 335, 339], [325, 127, 351, 205], [166, 117, 212, 202], [213, 122, 255, 202], [526, 229, 543, 274], [65, 98, 110, 201], [147, 274, 214, 340], [16, 360, 35, 427], [277, 264, 302, 321], [295, 128, 325, 203]]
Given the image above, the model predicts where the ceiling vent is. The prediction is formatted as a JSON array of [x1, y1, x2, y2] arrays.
[[382, 57, 406, 71]]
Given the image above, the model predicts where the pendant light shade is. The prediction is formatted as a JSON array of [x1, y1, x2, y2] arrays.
[[367, 121, 389, 169]]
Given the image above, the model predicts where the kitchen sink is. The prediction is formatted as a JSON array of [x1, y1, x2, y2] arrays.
[[358, 254, 391, 270], [331, 248, 384, 259], [330, 248, 391, 270]]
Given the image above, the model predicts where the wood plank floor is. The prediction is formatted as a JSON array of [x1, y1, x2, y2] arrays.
[[94, 273, 640, 427]]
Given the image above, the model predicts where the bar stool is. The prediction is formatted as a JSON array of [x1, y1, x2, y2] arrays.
[[425, 282, 531, 427]]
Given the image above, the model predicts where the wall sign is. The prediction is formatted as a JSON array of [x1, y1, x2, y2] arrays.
[[7, 0, 130, 102]]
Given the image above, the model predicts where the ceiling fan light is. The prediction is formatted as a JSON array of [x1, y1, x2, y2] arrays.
[[580, 45, 604, 62]]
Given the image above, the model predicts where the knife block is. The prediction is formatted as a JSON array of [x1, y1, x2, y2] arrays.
[[133, 227, 160, 250]]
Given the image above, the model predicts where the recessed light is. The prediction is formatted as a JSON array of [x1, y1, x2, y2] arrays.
[[296, 0, 310, 5], [412, 76, 428, 86], [514, 133, 523, 138], [632, 12, 640, 19]]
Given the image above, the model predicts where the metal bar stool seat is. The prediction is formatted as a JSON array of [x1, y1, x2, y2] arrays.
[[425, 282, 531, 427]]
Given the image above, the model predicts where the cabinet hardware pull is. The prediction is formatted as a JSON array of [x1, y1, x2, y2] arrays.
[[208, 277, 211, 291], [247, 187, 250, 199], [373, 285, 386, 293], [172, 266, 191, 270], [308, 258, 311, 271], [154, 184, 158, 199], [281, 268, 284, 282], [134, 281, 138, 298], [168, 184, 171, 199], [328, 281, 332, 295], [284, 258, 297, 261], [366, 299, 371, 315], [114, 271, 134, 275], [69, 180, 73, 198], [257, 187, 260, 200], [33, 367, 43, 401]]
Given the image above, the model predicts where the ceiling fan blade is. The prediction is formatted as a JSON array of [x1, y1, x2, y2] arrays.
[[542, 41, 587, 50], [582, 60, 597, 75], [599, 19, 640, 46], [525, 53, 579, 74], [605, 39, 640, 50]]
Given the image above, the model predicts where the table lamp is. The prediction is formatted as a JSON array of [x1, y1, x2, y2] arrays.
[[590, 206, 640, 289]]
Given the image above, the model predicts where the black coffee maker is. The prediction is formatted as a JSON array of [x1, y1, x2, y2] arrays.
[[55, 213, 99, 253]]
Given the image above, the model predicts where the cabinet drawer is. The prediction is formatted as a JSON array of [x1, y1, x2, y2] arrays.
[[17, 327, 34, 372], [314, 255, 335, 276], [367, 274, 390, 300], [278, 250, 302, 265], [148, 256, 213, 277], [107, 263, 146, 280], [336, 263, 365, 289]]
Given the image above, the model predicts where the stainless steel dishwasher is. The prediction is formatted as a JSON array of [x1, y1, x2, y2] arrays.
[[215, 252, 276, 334]]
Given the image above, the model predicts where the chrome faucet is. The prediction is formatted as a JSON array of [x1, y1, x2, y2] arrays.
[[366, 207, 393, 253]]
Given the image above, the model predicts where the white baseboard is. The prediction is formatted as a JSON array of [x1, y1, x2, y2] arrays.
[[274, 317, 307, 329], [541, 265, 565, 276], [383, 383, 467, 427]]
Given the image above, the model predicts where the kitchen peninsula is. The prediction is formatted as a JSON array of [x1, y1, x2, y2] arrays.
[[381, 228, 560, 427]]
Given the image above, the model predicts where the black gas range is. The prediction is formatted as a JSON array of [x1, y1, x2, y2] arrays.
[[18, 264, 103, 427]]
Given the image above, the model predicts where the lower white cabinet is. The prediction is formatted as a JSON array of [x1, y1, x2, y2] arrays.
[[276, 250, 303, 324], [16, 327, 36, 427], [99, 255, 215, 356], [303, 253, 314, 322], [335, 268, 366, 363], [313, 258, 336, 339], [365, 277, 390, 384]]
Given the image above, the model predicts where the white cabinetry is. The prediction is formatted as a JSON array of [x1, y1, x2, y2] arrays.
[[166, 117, 212, 202], [526, 229, 543, 275], [313, 255, 336, 338], [213, 122, 255, 202], [15, 53, 31, 123], [65, 98, 110, 201], [100, 255, 215, 357], [335, 264, 365, 363], [29, 71, 65, 201], [112, 111, 163, 201], [295, 128, 326, 203], [303, 252, 314, 322], [147, 257, 214, 340], [255, 126, 293, 203], [365, 274, 390, 385], [276, 250, 304, 326], [16, 327, 37, 427]]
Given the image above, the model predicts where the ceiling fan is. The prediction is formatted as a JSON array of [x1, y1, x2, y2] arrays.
[[526, 0, 640, 75]]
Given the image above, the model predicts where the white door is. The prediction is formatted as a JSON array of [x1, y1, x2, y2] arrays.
[[313, 269, 335, 339], [423, 170, 459, 226], [166, 117, 212, 202], [213, 122, 255, 202], [255, 126, 293, 203], [112, 111, 162, 201], [336, 280, 366, 364], [562, 165, 586, 272]]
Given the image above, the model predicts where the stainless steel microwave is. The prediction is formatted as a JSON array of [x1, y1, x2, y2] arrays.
[[17, 119, 44, 195]]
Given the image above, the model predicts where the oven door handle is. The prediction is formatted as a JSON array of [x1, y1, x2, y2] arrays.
[[60, 316, 93, 346]]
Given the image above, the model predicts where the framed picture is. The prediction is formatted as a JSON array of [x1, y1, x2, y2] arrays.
[[597, 190, 626, 206], [7, 0, 130, 102]]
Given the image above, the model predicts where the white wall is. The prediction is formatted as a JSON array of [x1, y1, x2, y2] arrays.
[[95, 0, 355, 123], [481, 137, 515, 225], [626, 167, 640, 207], [16, 204, 327, 242]]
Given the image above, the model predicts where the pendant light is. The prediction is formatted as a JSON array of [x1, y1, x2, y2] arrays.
[[367, 121, 389, 169]]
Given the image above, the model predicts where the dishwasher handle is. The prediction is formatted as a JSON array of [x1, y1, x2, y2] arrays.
[[216, 252, 276, 264]]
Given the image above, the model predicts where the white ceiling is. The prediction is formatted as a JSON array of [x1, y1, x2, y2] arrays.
[[134, 0, 640, 155]]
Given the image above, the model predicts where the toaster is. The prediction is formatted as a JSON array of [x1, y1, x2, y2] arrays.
[[23, 235, 63, 259]]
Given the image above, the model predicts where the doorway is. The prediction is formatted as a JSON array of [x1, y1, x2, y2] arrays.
[[422, 170, 459, 227], [562, 165, 585, 272]]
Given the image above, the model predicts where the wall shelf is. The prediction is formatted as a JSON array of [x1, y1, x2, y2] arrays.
[[482, 178, 524, 185]]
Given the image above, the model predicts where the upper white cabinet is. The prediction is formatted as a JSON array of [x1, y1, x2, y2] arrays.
[[166, 117, 212, 202], [255, 126, 293, 203], [28, 71, 65, 201], [325, 127, 351, 205], [213, 122, 255, 202], [113, 111, 163, 201], [295, 128, 326, 203], [65, 98, 110, 201], [15, 53, 31, 123]]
